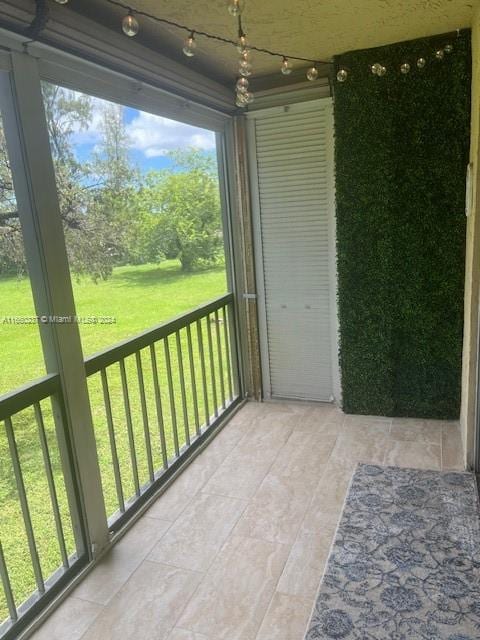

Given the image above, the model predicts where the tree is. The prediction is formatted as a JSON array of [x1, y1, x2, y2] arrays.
[[0, 86, 139, 281], [85, 103, 141, 275], [140, 149, 223, 271], [0, 91, 223, 279], [42, 84, 119, 282], [92, 103, 137, 196], [0, 121, 24, 275]]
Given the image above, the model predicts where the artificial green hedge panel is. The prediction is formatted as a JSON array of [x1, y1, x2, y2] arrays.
[[334, 31, 471, 419]]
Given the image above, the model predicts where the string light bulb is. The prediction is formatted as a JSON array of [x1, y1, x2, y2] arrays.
[[236, 93, 248, 107], [122, 11, 139, 37], [336, 68, 348, 82], [239, 50, 251, 66], [400, 62, 410, 74], [435, 49, 445, 60], [236, 77, 249, 93], [281, 57, 293, 75], [237, 33, 248, 53], [239, 63, 252, 76], [183, 32, 197, 57], [444, 44, 453, 54], [227, 0, 245, 17], [306, 65, 318, 81], [54, 0, 69, 4], [417, 57, 426, 69], [235, 89, 254, 107]]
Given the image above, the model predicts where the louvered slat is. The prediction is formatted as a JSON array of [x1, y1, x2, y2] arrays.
[[253, 101, 334, 401]]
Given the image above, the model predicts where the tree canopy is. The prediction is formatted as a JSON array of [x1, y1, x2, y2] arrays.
[[0, 85, 223, 280]]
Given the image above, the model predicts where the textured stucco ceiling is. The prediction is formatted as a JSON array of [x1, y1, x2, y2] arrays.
[[74, 0, 474, 86]]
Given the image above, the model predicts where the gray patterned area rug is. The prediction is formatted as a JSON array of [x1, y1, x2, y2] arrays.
[[305, 464, 480, 640]]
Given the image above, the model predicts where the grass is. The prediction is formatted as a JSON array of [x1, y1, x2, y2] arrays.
[[0, 260, 231, 624], [0, 260, 228, 393]]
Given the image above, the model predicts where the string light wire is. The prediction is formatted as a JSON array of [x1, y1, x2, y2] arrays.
[[50, 1, 461, 105], [103, 0, 331, 66]]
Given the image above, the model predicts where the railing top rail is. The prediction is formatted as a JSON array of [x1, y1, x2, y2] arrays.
[[0, 374, 60, 422], [85, 293, 233, 376]]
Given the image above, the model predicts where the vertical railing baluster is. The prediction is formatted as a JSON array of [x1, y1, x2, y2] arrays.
[[0, 539, 17, 622], [4, 416, 45, 594], [226, 300, 241, 397], [214, 310, 226, 410], [135, 351, 155, 483], [175, 330, 190, 448], [196, 319, 210, 427], [186, 324, 200, 436], [100, 369, 125, 513], [34, 402, 69, 569], [222, 305, 233, 402], [119, 359, 140, 497], [150, 344, 168, 469], [206, 315, 218, 417], [164, 337, 180, 457]]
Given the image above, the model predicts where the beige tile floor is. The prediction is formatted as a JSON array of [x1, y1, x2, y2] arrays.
[[29, 401, 464, 640]]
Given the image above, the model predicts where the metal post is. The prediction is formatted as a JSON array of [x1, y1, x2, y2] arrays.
[[0, 53, 109, 556], [216, 130, 244, 399], [220, 122, 261, 399]]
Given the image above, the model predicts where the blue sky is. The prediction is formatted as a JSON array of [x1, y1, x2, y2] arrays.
[[71, 99, 216, 173]]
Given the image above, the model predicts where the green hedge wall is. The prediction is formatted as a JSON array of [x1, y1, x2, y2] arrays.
[[334, 31, 471, 419]]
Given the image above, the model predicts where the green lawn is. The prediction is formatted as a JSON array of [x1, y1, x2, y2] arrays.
[[0, 260, 228, 393], [0, 261, 231, 623]]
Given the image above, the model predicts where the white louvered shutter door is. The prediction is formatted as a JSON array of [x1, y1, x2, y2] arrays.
[[252, 100, 335, 401]]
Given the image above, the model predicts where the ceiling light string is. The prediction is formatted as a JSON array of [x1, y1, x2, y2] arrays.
[[336, 31, 460, 83], [52, 1, 464, 105], [235, 15, 254, 106], [53, 0, 330, 109], [116, 0, 331, 66]]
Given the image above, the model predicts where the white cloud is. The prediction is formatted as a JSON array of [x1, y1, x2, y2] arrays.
[[144, 147, 169, 158], [127, 111, 216, 157], [63, 92, 216, 158]]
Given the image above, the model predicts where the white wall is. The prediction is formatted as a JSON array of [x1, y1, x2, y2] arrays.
[[460, 5, 480, 468]]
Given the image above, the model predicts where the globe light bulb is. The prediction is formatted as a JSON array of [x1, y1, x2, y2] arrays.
[[122, 12, 139, 37], [236, 77, 249, 93], [417, 57, 426, 69], [371, 63, 382, 75], [306, 66, 318, 81], [183, 33, 197, 57], [377, 65, 387, 76], [239, 63, 252, 77], [236, 93, 248, 107], [228, 0, 245, 17], [400, 62, 410, 74], [435, 49, 445, 60], [336, 68, 348, 83], [444, 44, 453, 54], [239, 52, 251, 69], [237, 34, 248, 53], [281, 58, 293, 75]]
